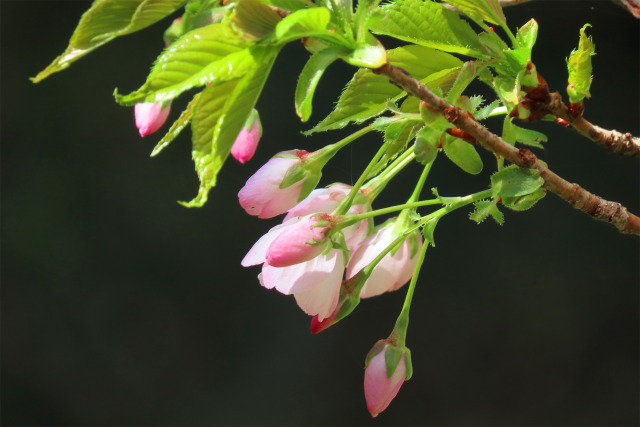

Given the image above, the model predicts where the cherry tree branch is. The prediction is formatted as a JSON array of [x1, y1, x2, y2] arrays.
[[373, 63, 640, 235], [542, 93, 640, 156]]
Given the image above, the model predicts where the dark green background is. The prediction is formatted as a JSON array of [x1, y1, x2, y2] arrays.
[[2, 1, 638, 425]]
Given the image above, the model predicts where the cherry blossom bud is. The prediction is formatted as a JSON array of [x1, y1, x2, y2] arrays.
[[266, 214, 332, 267], [364, 341, 410, 418], [134, 102, 171, 137], [238, 150, 308, 218], [347, 223, 422, 298], [231, 110, 262, 164], [284, 184, 370, 248]]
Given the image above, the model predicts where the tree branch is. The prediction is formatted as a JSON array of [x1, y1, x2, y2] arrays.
[[542, 93, 640, 156], [373, 63, 640, 235]]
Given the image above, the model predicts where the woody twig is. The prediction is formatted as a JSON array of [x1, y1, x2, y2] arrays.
[[374, 62, 640, 235]]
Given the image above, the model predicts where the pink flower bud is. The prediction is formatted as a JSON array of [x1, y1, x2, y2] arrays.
[[284, 184, 370, 248], [265, 214, 332, 267], [347, 223, 422, 298], [364, 343, 407, 418], [134, 102, 171, 137], [238, 150, 307, 219], [231, 111, 262, 164]]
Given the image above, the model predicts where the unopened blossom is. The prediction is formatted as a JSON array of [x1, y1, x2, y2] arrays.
[[346, 223, 422, 298], [231, 111, 261, 164], [265, 213, 332, 267], [364, 343, 407, 418], [284, 184, 370, 248], [134, 102, 171, 137], [238, 150, 308, 219], [242, 216, 345, 320]]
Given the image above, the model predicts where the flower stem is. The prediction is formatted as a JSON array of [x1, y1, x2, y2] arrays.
[[324, 124, 375, 156], [365, 148, 416, 201], [334, 138, 390, 216], [338, 198, 441, 227], [392, 187, 494, 345]]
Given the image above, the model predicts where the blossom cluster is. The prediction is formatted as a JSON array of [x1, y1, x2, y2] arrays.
[[134, 104, 421, 416], [237, 147, 422, 417]]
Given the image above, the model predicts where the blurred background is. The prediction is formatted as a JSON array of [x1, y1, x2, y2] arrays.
[[2, 1, 638, 425]]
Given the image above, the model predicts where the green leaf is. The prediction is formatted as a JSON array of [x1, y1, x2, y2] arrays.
[[371, 121, 421, 176], [446, 61, 477, 104], [469, 200, 503, 225], [414, 126, 441, 165], [445, 0, 506, 26], [274, 7, 332, 44], [181, 46, 279, 207], [32, 0, 187, 82], [442, 135, 483, 175], [344, 33, 387, 68], [231, 0, 282, 40], [151, 93, 200, 157], [567, 24, 595, 104], [421, 215, 439, 246], [516, 19, 538, 50], [270, 0, 312, 11], [371, 0, 484, 57], [491, 165, 544, 197], [114, 24, 254, 105], [307, 45, 462, 133], [501, 187, 546, 211], [502, 117, 547, 148], [474, 99, 501, 120], [295, 47, 346, 122]]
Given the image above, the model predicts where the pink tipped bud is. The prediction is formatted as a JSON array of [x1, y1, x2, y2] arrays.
[[266, 214, 332, 267], [238, 150, 308, 218], [231, 110, 262, 164], [134, 102, 171, 137], [364, 343, 408, 418]]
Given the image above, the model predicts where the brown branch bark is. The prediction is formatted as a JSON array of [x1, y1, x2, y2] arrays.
[[373, 63, 640, 235], [543, 93, 640, 156]]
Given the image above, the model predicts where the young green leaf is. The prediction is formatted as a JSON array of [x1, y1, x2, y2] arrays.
[[232, 0, 282, 40], [181, 46, 279, 207], [344, 33, 387, 68], [270, 0, 312, 11], [445, 0, 506, 26], [274, 7, 332, 44], [446, 61, 477, 104], [501, 187, 546, 211], [183, 80, 240, 207], [151, 93, 201, 157], [516, 19, 538, 50], [469, 200, 503, 225], [442, 135, 483, 175], [371, 0, 484, 57], [114, 24, 253, 105], [414, 126, 441, 165], [32, 0, 187, 82], [295, 47, 346, 122], [502, 117, 547, 148], [307, 45, 462, 133], [567, 24, 595, 104], [371, 121, 421, 176], [491, 165, 544, 197]]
